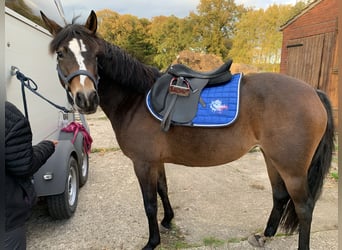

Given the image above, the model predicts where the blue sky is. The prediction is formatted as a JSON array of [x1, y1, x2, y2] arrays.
[[25, 0, 298, 24]]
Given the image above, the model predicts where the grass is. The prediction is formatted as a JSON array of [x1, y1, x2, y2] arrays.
[[86, 113, 108, 120], [227, 236, 249, 243], [160, 233, 230, 249], [203, 236, 225, 247], [227, 237, 243, 243], [330, 138, 338, 181], [330, 172, 338, 180], [96, 116, 109, 120], [91, 147, 121, 153], [158, 223, 199, 249]]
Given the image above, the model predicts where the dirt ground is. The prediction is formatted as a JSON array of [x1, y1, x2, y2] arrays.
[[26, 110, 338, 250]]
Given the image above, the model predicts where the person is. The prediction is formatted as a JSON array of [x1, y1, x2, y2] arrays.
[[5, 101, 57, 249]]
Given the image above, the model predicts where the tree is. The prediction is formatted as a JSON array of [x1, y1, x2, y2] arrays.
[[96, 1, 311, 72], [189, 0, 246, 60], [228, 1, 313, 72], [5, 0, 44, 26], [96, 9, 120, 42], [229, 4, 297, 72], [96, 9, 154, 65], [148, 16, 190, 69]]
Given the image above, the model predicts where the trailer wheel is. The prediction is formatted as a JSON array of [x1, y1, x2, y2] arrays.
[[79, 149, 89, 187], [46, 156, 79, 219]]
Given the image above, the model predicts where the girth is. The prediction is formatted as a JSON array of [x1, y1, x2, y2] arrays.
[[149, 60, 233, 131]]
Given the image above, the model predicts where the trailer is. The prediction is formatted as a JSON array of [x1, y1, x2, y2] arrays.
[[4, 7, 90, 219]]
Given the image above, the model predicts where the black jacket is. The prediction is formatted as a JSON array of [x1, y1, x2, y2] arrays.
[[5, 101, 55, 231]]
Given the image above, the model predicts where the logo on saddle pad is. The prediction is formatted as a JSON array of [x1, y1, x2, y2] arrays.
[[210, 100, 228, 113]]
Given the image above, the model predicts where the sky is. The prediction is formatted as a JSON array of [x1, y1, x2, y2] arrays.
[[25, 0, 298, 24]]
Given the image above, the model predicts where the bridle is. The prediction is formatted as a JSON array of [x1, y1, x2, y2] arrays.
[[56, 63, 99, 105]]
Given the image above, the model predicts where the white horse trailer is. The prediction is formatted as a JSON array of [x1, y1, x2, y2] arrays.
[[4, 7, 90, 219]]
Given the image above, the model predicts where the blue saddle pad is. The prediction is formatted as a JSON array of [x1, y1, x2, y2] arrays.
[[146, 73, 242, 127]]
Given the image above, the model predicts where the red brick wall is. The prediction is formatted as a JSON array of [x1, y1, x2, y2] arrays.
[[280, 0, 338, 73]]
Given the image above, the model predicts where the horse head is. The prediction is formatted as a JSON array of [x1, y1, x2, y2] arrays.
[[41, 10, 100, 114]]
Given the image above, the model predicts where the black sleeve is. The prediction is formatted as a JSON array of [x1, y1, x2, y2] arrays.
[[31, 140, 55, 174], [5, 102, 55, 177]]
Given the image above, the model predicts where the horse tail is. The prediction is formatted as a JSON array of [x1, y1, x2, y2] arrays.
[[308, 90, 335, 201], [280, 89, 335, 233]]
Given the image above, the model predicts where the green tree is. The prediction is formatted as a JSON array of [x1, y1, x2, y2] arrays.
[[189, 0, 245, 60], [148, 15, 190, 69], [97, 9, 120, 42], [229, 1, 311, 72], [96, 9, 154, 65], [229, 4, 297, 72]]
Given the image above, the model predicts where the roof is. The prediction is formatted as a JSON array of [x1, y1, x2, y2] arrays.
[[279, 0, 322, 31]]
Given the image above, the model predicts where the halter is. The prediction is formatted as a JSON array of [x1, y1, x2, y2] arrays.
[[56, 64, 99, 105]]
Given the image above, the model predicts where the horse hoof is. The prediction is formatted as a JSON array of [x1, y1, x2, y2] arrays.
[[160, 223, 171, 233], [142, 243, 157, 250], [161, 219, 172, 230], [248, 234, 266, 247]]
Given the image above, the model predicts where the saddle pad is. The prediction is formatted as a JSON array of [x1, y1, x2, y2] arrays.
[[146, 73, 242, 128]]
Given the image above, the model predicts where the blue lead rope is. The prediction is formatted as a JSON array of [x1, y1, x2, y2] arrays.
[[11, 66, 73, 120]]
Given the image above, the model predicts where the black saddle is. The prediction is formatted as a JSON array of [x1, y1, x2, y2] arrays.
[[168, 60, 232, 85], [150, 60, 233, 131]]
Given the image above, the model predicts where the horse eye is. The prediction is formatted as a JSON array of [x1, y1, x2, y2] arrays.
[[56, 51, 63, 59]]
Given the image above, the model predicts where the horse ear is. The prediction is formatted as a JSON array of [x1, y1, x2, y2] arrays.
[[40, 11, 62, 36], [85, 10, 97, 34]]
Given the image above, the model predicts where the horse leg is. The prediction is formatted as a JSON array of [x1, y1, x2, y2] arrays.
[[157, 164, 174, 229], [133, 161, 160, 250], [249, 155, 291, 247], [265, 157, 313, 249], [263, 156, 290, 237], [284, 176, 313, 250]]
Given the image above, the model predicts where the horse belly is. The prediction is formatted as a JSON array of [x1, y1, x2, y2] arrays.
[[165, 127, 255, 167], [170, 148, 247, 167]]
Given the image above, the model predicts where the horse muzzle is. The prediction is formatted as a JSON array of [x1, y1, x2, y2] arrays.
[[57, 64, 100, 114], [74, 89, 99, 114]]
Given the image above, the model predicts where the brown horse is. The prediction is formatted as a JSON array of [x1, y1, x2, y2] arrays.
[[41, 11, 334, 250]]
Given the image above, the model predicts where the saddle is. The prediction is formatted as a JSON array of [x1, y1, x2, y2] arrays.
[[150, 60, 233, 131]]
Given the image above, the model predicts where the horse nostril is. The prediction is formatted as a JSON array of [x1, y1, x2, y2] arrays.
[[75, 91, 98, 112], [89, 91, 99, 106], [75, 92, 86, 108]]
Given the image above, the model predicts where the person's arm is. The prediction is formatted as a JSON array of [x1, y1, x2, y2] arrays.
[[30, 140, 55, 174], [5, 102, 55, 177]]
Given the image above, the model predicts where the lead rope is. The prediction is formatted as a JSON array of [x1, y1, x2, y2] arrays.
[[11, 66, 73, 120]]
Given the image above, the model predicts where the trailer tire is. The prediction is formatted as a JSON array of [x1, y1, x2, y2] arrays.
[[46, 156, 79, 219], [79, 150, 89, 187]]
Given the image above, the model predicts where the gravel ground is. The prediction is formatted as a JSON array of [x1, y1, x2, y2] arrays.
[[26, 110, 338, 250]]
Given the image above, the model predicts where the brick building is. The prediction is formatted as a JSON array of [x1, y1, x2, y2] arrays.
[[279, 0, 338, 121]]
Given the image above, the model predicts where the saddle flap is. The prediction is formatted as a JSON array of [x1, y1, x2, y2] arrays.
[[160, 78, 209, 123], [150, 74, 173, 113]]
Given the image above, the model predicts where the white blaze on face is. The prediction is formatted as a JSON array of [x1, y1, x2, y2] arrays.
[[68, 38, 87, 86]]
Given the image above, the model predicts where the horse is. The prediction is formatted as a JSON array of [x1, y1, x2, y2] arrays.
[[40, 10, 334, 250]]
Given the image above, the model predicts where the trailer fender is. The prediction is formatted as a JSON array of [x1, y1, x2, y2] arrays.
[[59, 130, 85, 168], [33, 140, 76, 197]]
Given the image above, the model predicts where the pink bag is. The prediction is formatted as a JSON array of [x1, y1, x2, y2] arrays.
[[61, 122, 93, 154]]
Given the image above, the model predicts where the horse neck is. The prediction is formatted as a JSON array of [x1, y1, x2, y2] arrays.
[[96, 40, 160, 129], [97, 40, 159, 93]]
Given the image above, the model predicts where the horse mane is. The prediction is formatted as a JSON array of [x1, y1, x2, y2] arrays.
[[97, 41, 161, 94]]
